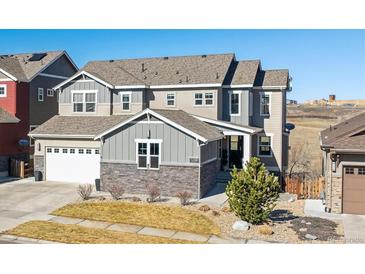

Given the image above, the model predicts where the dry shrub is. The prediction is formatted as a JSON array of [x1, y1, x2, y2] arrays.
[[107, 184, 124, 200], [176, 191, 193, 206], [199, 205, 211, 212], [212, 210, 220, 217], [258, 225, 274, 235], [146, 183, 161, 203], [131, 197, 142, 202], [78, 184, 93, 200]]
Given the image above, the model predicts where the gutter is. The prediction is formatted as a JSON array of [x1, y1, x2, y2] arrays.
[[28, 133, 95, 139]]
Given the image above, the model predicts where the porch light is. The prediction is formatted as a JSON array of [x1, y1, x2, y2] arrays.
[[37, 143, 41, 152]]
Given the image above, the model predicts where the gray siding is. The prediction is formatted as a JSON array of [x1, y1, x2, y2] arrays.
[[113, 89, 143, 103], [43, 55, 76, 77], [200, 140, 218, 163], [101, 121, 199, 165], [222, 89, 250, 126], [59, 78, 111, 104]]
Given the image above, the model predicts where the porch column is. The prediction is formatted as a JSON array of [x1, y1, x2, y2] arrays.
[[243, 134, 251, 167]]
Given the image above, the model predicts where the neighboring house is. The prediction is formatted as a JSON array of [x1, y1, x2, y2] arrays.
[[0, 51, 78, 176], [29, 53, 291, 198], [320, 112, 365, 215]]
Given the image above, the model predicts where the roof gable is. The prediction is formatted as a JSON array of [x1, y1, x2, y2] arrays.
[[0, 108, 20, 123]]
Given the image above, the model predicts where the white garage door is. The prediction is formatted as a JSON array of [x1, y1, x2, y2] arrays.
[[46, 147, 100, 184]]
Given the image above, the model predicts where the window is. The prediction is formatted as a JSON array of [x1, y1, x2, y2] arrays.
[[29, 125, 38, 146], [70, 149, 75, 154], [260, 93, 270, 116], [47, 89, 54, 97], [137, 143, 148, 169], [258, 135, 272, 156], [79, 149, 84, 154], [345, 167, 354, 174], [121, 92, 131, 111], [205, 93, 213, 105], [38, 88, 44, 102], [95, 149, 100, 154], [195, 93, 203, 105], [358, 168, 365, 175], [72, 91, 97, 113], [149, 143, 160, 169], [166, 93, 175, 107], [46, 148, 52, 153], [62, 149, 68, 153], [230, 91, 240, 115], [0, 84, 7, 97], [86, 149, 92, 154], [54, 148, 59, 153], [136, 140, 161, 169]]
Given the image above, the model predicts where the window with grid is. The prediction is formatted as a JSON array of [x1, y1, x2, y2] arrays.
[[205, 93, 213, 105], [121, 93, 131, 110], [357, 168, 365, 175], [70, 149, 75, 154], [79, 149, 84, 154], [72, 92, 96, 113], [47, 89, 54, 97], [137, 143, 148, 168], [260, 94, 270, 116], [345, 167, 354, 174], [0, 85, 7, 97], [38, 88, 44, 102], [230, 93, 239, 115], [258, 136, 272, 156], [150, 143, 160, 169], [195, 93, 203, 105], [137, 142, 161, 169], [166, 93, 175, 106], [62, 149, 68, 153], [54, 148, 59, 153], [46, 148, 52, 153], [85, 93, 96, 112]]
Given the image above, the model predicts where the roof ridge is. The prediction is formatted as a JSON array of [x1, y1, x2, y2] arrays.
[[0, 50, 64, 57]]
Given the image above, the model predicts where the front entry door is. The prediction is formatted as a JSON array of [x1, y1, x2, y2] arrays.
[[229, 136, 243, 169]]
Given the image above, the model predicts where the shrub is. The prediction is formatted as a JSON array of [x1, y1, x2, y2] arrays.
[[107, 184, 124, 200], [77, 184, 93, 200], [198, 205, 211, 212], [225, 157, 280, 224], [176, 191, 193, 206], [146, 183, 161, 203], [211, 210, 220, 217], [258, 225, 274, 235], [221, 206, 231, 213], [131, 196, 142, 202]]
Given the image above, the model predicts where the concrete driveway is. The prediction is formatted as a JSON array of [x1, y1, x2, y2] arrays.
[[0, 179, 79, 232]]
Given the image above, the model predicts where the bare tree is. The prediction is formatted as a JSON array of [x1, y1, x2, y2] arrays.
[[287, 142, 312, 178]]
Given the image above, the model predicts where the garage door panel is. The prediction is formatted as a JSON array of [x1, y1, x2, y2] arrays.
[[46, 147, 100, 184], [343, 166, 365, 215]]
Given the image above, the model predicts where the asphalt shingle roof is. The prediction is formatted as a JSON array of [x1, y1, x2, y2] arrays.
[[29, 115, 132, 137], [82, 53, 235, 86], [254, 69, 289, 87], [231, 60, 260, 86], [0, 51, 65, 81], [320, 112, 365, 151], [0, 108, 20, 123]]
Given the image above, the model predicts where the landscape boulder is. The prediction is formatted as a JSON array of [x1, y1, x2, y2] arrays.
[[232, 220, 250, 231]]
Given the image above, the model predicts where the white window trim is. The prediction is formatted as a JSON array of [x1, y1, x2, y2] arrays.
[[194, 92, 215, 107], [120, 91, 132, 111], [204, 92, 214, 106], [259, 92, 271, 117], [257, 133, 274, 157], [135, 139, 163, 170], [0, 84, 7, 98], [37, 88, 44, 102], [166, 92, 176, 107], [47, 88, 54, 97], [229, 90, 241, 116], [71, 90, 98, 113]]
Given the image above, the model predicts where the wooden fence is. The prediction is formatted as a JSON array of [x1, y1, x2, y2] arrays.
[[9, 159, 34, 178], [284, 176, 325, 199]]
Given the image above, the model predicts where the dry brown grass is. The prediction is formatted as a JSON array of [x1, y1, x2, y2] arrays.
[[52, 201, 220, 235], [6, 221, 200, 244]]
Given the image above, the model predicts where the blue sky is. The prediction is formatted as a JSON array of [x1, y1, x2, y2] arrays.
[[0, 30, 364, 102]]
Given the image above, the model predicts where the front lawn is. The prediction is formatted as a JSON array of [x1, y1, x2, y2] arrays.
[[6, 221, 200, 244], [52, 201, 220, 235]]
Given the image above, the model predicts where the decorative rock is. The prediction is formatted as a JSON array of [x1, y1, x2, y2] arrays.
[[306, 222, 312, 225], [301, 220, 306, 224], [299, 228, 307, 232], [288, 197, 296, 203], [232, 220, 250, 231], [305, 234, 317, 240]]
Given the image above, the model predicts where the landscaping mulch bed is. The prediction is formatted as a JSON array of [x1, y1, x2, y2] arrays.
[[290, 216, 343, 242], [5, 221, 200, 244]]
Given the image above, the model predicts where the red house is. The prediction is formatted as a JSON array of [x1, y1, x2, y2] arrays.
[[0, 51, 77, 177]]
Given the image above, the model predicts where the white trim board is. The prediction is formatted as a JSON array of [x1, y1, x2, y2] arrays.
[[54, 71, 113, 90], [38, 73, 69, 80], [0, 68, 17, 81]]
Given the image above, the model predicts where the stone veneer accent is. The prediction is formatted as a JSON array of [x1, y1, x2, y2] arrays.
[[200, 159, 220, 197], [34, 155, 45, 178], [324, 153, 342, 213], [100, 163, 200, 198]]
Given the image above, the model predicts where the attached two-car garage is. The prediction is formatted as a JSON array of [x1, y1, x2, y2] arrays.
[[343, 166, 365, 215], [45, 147, 100, 184]]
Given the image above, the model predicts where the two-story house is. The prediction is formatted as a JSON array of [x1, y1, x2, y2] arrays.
[[0, 51, 78, 176], [29, 53, 291, 198]]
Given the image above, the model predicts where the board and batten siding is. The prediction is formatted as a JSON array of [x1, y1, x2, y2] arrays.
[[200, 140, 219, 163], [101, 121, 200, 165]]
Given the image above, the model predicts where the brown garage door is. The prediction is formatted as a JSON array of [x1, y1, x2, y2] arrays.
[[343, 166, 365, 215]]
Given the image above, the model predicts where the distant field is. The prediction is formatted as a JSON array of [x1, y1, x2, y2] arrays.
[[286, 105, 364, 175]]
